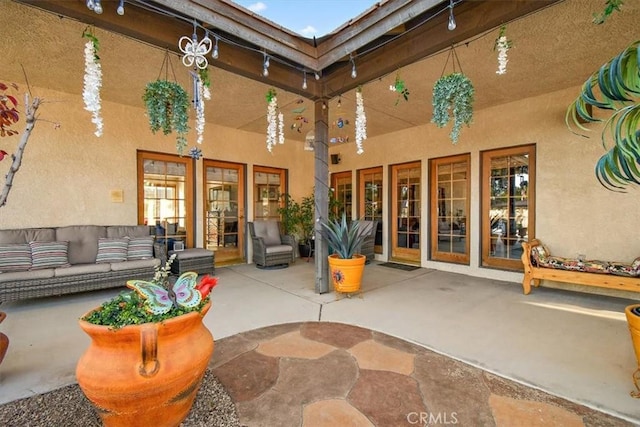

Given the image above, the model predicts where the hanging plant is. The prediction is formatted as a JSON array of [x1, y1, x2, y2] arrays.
[[566, 40, 640, 191], [593, 0, 624, 24], [355, 86, 367, 154], [143, 80, 190, 154], [493, 26, 512, 75], [82, 27, 103, 137], [265, 88, 283, 152], [431, 72, 475, 144], [389, 73, 410, 105]]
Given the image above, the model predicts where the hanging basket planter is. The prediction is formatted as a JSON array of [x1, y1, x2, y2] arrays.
[[431, 47, 475, 144], [143, 52, 190, 154]]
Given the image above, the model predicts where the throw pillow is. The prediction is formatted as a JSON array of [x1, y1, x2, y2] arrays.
[[0, 243, 32, 272], [96, 238, 129, 264], [30, 241, 71, 269], [127, 237, 154, 260]]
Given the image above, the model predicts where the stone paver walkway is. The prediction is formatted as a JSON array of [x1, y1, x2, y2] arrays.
[[210, 322, 631, 427]]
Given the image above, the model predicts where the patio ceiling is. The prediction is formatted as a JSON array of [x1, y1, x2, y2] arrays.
[[9, 0, 639, 144]]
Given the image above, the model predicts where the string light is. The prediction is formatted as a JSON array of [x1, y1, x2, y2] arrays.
[[302, 71, 308, 90], [337, 96, 342, 108], [212, 36, 219, 59], [314, 72, 321, 80], [263, 52, 270, 77], [448, 0, 456, 31], [117, 0, 125, 15], [350, 55, 357, 79]]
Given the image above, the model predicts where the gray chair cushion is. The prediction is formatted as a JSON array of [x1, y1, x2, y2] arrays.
[[252, 221, 282, 246]]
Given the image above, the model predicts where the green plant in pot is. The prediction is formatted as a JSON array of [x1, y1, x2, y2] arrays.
[[76, 255, 218, 426], [431, 72, 475, 144], [143, 79, 190, 154], [278, 193, 315, 258], [320, 213, 373, 294]]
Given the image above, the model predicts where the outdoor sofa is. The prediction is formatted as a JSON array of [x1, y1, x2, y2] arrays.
[[0, 225, 162, 303]]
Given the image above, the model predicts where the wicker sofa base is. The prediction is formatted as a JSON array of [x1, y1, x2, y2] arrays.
[[0, 266, 157, 304]]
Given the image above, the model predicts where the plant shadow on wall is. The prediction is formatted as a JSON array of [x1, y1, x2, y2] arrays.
[[566, 39, 640, 191]]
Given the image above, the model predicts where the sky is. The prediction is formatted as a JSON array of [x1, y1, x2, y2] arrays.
[[231, 1, 379, 37]]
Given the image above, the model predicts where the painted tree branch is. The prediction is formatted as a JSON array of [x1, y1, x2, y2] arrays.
[[0, 94, 40, 208]]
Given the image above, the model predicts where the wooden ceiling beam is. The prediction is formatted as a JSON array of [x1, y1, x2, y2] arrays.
[[316, 0, 443, 70], [320, 0, 562, 98]]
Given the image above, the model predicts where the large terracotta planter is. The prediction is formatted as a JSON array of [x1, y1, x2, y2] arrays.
[[625, 304, 640, 398], [76, 302, 214, 426], [328, 253, 366, 294]]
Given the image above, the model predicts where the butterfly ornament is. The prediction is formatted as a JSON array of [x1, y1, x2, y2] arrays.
[[179, 34, 212, 70], [127, 272, 202, 315]]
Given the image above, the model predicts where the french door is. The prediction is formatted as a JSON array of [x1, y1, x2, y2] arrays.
[[359, 167, 383, 254], [391, 162, 421, 264], [203, 160, 245, 264]]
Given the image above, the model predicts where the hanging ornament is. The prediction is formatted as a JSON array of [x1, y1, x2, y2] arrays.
[[82, 27, 103, 137], [189, 146, 203, 159], [179, 26, 212, 70], [354, 87, 367, 154], [389, 73, 410, 105]]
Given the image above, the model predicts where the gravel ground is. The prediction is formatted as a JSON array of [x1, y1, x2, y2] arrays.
[[0, 370, 240, 427]]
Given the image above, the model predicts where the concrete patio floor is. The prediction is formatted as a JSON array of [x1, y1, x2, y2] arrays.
[[0, 260, 639, 424]]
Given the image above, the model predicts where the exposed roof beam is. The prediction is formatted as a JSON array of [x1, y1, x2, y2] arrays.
[[316, 0, 443, 70], [321, 0, 563, 98]]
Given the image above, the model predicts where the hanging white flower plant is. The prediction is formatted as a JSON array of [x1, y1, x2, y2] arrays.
[[82, 28, 103, 137], [355, 87, 367, 154], [494, 26, 512, 75], [265, 88, 283, 152], [194, 68, 211, 144]]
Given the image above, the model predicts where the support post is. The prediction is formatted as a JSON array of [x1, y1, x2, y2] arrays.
[[314, 99, 330, 293]]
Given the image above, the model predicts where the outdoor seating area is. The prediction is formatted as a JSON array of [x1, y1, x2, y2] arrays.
[[0, 262, 638, 425]]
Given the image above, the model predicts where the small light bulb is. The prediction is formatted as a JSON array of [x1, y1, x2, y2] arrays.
[[264, 56, 270, 68], [117, 5, 125, 15], [302, 73, 308, 90], [94, 3, 103, 14], [314, 72, 320, 80], [86, 0, 95, 10], [351, 65, 357, 79], [448, 8, 456, 30], [212, 43, 219, 59], [263, 67, 269, 77]]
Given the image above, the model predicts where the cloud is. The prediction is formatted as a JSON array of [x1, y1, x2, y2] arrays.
[[299, 25, 317, 36], [246, 2, 267, 13]]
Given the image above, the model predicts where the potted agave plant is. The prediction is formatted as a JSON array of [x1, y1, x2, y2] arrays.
[[320, 213, 373, 294], [76, 255, 218, 426]]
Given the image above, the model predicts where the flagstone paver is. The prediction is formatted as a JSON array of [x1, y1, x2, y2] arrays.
[[210, 322, 633, 427]]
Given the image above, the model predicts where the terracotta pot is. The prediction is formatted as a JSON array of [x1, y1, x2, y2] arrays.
[[0, 312, 8, 366], [625, 304, 640, 398], [76, 302, 214, 426], [328, 253, 366, 293]]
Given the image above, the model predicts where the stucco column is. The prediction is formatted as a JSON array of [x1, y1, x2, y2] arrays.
[[314, 99, 330, 294]]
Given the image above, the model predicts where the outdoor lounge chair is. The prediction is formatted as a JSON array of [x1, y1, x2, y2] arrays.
[[248, 220, 296, 268]]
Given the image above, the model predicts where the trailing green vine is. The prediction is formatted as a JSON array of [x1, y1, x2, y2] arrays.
[[143, 80, 190, 154], [431, 72, 475, 144], [593, 0, 624, 24]]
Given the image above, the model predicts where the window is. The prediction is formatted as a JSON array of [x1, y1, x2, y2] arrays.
[[481, 145, 535, 270], [430, 154, 470, 264], [331, 171, 352, 219], [254, 166, 286, 221], [359, 167, 383, 254], [137, 151, 193, 248]]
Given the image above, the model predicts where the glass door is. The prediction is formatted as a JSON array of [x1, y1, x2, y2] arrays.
[[254, 166, 286, 221], [391, 162, 421, 264], [331, 171, 352, 219], [359, 167, 383, 254], [204, 160, 245, 265]]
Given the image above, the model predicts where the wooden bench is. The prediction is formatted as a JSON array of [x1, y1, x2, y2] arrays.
[[521, 239, 640, 295]]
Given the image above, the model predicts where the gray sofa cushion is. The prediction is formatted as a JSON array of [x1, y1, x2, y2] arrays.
[[56, 225, 106, 265], [0, 268, 54, 282], [107, 225, 151, 239], [54, 263, 111, 277], [110, 258, 160, 271], [0, 228, 55, 244]]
